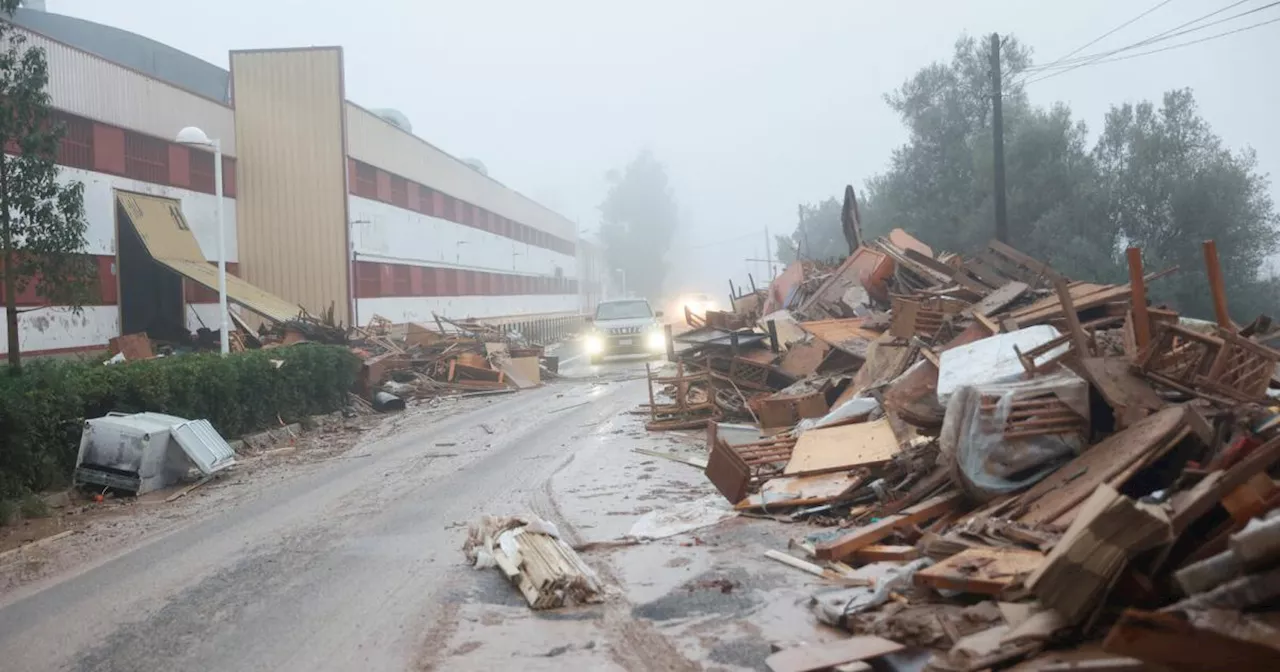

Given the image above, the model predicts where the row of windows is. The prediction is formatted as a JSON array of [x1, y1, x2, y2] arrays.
[[15, 111, 237, 197], [354, 262, 578, 299], [349, 159, 575, 256]]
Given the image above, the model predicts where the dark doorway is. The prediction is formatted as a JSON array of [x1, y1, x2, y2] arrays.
[[116, 200, 185, 341]]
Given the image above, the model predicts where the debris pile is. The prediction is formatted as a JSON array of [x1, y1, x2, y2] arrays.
[[464, 515, 605, 609], [284, 311, 555, 408], [684, 229, 1280, 669]]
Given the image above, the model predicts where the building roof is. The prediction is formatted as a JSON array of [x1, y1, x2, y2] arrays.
[[8, 7, 230, 102]]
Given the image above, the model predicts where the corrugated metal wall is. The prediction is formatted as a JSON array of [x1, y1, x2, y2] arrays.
[[345, 103, 576, 242], [230, 48, 350, 323], [22, 28, 237, 155]]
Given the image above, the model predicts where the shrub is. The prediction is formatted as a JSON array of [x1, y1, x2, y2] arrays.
[[0, 344, 358, 501]]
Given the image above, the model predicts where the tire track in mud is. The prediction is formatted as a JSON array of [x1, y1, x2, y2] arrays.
[[531, 440, 701, 672]]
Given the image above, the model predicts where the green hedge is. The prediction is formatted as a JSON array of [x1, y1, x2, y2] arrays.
[[0, 344, 359, 501]]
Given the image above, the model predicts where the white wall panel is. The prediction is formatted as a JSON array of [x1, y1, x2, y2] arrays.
[[19, 28, 237, 153], [350, 196, 576, 277], [0, 305, 118, 355], [346, 104, 573, 241], [356, 295, 578, 326], [66, 166, 238, 262]]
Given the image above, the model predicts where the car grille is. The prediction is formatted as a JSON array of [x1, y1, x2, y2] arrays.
[[606, 326, 644, 335]]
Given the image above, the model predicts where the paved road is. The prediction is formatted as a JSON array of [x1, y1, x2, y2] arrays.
[[0, 350, 679, 672]]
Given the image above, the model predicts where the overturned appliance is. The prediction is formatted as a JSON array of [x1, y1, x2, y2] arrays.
[[74, 412, 238, 494]]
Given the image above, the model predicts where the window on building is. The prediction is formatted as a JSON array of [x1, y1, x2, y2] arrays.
[[54, 112, 93, 169], [444, 195, 460, 223], [391, 264, 411, 296], [356, 262, 382, 298], [389, 175, 408, 208], [123, 131, 169, 184], [354, 161, 377, 199], [190, 148, 215, 194]]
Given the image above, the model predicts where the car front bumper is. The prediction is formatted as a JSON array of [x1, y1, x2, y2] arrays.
[[585, 331, 665, 357]]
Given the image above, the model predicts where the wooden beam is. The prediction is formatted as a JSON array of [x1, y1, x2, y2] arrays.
[[815, 492, 961, 560], [1203, 240, 1233, 331], [1052, 274, 1093, 358], [1126, 247, 1151, 351]]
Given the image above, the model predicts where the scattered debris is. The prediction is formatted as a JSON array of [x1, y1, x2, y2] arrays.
[[670, 231, 1280, 668]]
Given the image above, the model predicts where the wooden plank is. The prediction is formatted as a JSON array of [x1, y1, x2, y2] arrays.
[[1078, 357, 1165, 425], [914, 546, 1044, 595], [1052, 274, 1093, 358], [815, 492, 962, 560], [1126, 247, 1151, 350], [783, 418, 899, 476], [1015, 407, 1187, 525], [969, 281, 1028, 318], [1202, 240, 1233, 331], [1102, 609, 1280, 671], [765, 636, 905, 672], [1171, 433, 1280, 532], [988, 239, 1056, 277], [737, 471, 865, 511], [851, 545, 920, 563], [632, 448, 708, 469]]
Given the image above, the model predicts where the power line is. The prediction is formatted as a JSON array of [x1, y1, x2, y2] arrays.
[[1021, 13, 1280, 85], [1022, 0, 1279, 74], [1025, 0, 1178, 75], [1012, 0, 1260, 85]]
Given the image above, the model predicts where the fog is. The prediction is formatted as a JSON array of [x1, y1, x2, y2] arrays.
[[51, 0, 1280, 298]]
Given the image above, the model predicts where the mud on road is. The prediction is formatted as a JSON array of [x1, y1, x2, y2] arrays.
[[0, 356, 832, 672]]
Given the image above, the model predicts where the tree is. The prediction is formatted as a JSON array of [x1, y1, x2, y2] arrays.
[[775, 198, 843, 264], [1094, 89, 1280, 320], [598, 151, 679, 299], [0, 1, 94, 373]]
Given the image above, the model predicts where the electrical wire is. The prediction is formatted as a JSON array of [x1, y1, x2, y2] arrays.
[[1020, 13, 1280, 85], [1022, 0, 1279, 75], [1011, 0, 1265, 85], [1020, 0, 1178, 76]]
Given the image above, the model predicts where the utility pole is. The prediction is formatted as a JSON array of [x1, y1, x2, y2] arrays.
[[764, 226, 773, 280], [990, 32, 1009, 244]]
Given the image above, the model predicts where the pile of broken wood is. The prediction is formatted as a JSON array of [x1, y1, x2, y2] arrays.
[[347, 313, 552, 407], [689, 230, 1280, 671]]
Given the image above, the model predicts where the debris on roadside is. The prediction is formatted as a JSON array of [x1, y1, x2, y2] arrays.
[[464, 514, 604, 609], [670, 228, 1280, 669]]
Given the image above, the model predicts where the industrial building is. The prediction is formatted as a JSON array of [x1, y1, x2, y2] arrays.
[[2, 4, 601, 356]]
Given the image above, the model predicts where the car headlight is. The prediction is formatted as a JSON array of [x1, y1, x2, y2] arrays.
[[585, 334, 604, 354], [647, 330, 665, 350]]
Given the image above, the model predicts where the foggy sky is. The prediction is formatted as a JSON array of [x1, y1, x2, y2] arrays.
[[49, 0, 1280, 295]]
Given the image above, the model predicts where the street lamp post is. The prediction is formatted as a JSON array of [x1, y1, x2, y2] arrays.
[[175, 126, 228, 355]]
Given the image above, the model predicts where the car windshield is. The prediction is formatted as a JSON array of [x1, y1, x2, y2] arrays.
[[595, 301, 652, 320]]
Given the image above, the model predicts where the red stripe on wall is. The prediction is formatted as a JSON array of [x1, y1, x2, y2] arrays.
[[0, 255, 241, 307], [354, 260, 577, 299], [9, 109, 238, 197], [347, 158, 575, 257]]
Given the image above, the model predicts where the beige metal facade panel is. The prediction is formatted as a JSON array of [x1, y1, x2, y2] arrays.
[[345, 103, 575, 241], [115, 192, 207, 262], [231, 48, 350, 323], [17, 28, 237, 154], [159, 258, 302, 323]]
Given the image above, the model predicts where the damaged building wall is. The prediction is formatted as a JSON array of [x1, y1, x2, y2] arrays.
[[0, 26, 239, 356]]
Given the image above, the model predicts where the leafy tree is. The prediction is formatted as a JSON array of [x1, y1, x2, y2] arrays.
[[598, 151, 679, 299], [0, 1, 94, 373], [775, 198, 843, 264], [1094, 89, 1280, 320]]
